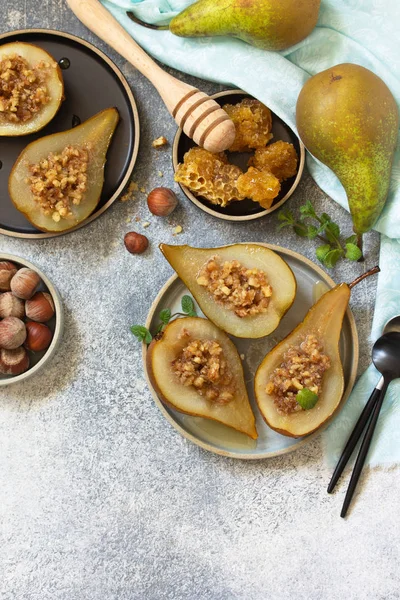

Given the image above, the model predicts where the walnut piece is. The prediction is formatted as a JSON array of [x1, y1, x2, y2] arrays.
[[28, 144, 89, 222], [266, 334, 331, 415], [172, 338, 234, 403], [0, 54, 53, 124], [196, 257, 272, 318], [152, 136, 168, 148]]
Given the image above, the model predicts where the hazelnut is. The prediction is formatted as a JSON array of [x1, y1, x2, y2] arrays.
[[0, 317, 27, 349], [0, 347, 30, 375], [11, 268, 41, 300], [147, 187, 178, 217], [25, 321, 53, 352], [25, 292, 55, 322], [124, 232, 149, 255], [0, 261, 18, 291], [0, 292, 25, 319]]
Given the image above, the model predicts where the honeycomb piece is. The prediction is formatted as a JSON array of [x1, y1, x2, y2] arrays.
[[174, 147, 243, 207], [222, 98, 273, 152], [249, 141, 298, 181], [237, 167, 281, 209]]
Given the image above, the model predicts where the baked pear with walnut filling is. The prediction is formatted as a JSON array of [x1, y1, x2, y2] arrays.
[[147, 316, 258, 439], [160, 243, 296, 339], [255, 267, 380, 437], [9, 108, 119, 232], [255, 284, 349, 438], [0, 42, 64, 136]]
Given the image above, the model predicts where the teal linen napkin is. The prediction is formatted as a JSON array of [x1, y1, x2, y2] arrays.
[[104, 0, 400, 466]]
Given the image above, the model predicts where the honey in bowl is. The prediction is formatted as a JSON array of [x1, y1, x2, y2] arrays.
[[173, 91, 304, 220]]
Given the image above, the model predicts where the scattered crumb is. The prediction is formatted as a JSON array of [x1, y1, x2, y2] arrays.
[[120, 180, 139, 202], [152, 136, 168, 149], [135, 216, 140, 222], [158, 171, 163, 177], [140, 187, 146, 194], [240, 354, 245, 360], [173, 225, 183, 236], [111, 241, 119, 249], [125, 217, 132, 223], [142, 221, 150, 228]]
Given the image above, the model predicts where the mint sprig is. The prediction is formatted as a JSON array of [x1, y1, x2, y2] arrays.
[[130, 295, 198, 344], [130, 325, 152, 344], [278, 200, 362, 268]]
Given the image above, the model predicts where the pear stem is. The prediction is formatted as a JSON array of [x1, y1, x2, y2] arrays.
[[356, 233, 364, 262], [127, 12, 169, 30], [348, 266, 380, 290]]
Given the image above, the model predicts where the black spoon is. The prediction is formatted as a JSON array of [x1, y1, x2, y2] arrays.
[[328, 315, 400, 494], [340, 331, 400, 517]]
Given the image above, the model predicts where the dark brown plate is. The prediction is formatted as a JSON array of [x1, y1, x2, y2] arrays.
[[173, 90, 305, 222], [0, 29, 139, 238]]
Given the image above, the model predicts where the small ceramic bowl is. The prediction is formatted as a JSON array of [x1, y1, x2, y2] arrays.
[[0, 254, 63, 386], [173, 89, 305, 222]]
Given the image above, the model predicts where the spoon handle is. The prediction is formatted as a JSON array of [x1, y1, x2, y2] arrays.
[[340, 378, 389, 518], [327, 376, 384, 493]]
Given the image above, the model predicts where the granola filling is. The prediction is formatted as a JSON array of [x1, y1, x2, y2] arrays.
[[196, 257, 272, 318], [28, 145, 89, 223], [266, 334, 331, 415], [0, 54, 52, 124], [172, 337, 234, 404]]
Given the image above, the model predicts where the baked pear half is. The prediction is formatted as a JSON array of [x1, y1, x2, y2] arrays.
[[160, 244, 296, 339], [147, 316, 258, 439], [9, 107, 119, 232], [255, 283, 349, 437], [0, 42, 64, 136]]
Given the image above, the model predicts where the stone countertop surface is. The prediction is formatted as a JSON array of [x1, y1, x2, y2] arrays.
[[1, 4, 399, 600]]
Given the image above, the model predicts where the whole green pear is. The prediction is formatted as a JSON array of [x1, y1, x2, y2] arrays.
[[169, 0, 321, 51], [296, 64, 399, 247]]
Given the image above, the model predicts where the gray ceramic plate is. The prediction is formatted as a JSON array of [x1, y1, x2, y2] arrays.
[[143, 245, 359, 459], [0, 254, 63, 386]]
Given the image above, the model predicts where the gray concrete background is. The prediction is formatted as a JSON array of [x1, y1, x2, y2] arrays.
[[0, 3, 398, 599]]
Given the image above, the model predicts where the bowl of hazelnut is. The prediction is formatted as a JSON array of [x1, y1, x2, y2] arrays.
[[0, 254, 63, 385], [173, 89, 305, 222]]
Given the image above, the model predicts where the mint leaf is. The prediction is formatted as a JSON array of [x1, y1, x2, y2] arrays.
[[277, 221, 294, 230], [278, 208, 295, 223], [345, 234, 358, 245], [317, 222, 328, 234], [296, 388, 319, 410], [316, 244, 331, 264], [306, 225, 319, 239], [320, 213, 332, 224], [293, 224, 308, 237], [181, 295, 196, 315], [323, 249, 343, 268], [345, 243, 362, 261], [130, 325, 152, 344], [299, 200, 317, 219], [186, 310, 197, 317], [325, 221, 341, 243], [159, 308, 171, 324]]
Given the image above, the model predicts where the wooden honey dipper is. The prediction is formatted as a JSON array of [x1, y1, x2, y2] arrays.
[[67, 0, 236, 153]]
